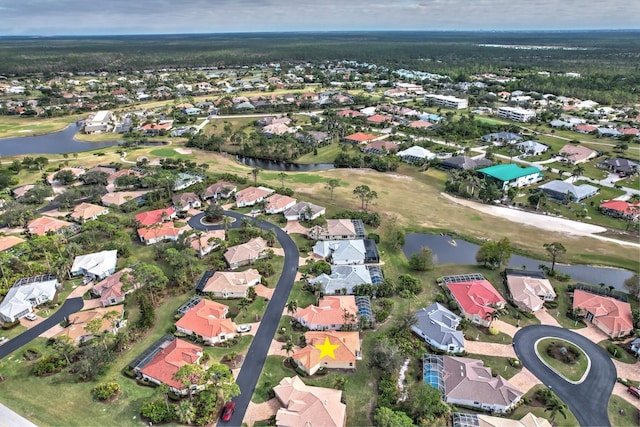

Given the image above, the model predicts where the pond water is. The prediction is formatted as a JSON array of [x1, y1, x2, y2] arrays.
[[237, 156, 334, 171], [402, 233, 635, 290], [0, 124, 121, 156]]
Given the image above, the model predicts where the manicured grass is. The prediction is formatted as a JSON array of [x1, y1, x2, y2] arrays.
[[597, 340, 638, 364], [260, 171, 331, 185], [537, 338, 589, 382], [149, 148, 194, 159], [465, 354, 522, 380], [509, 385, 579, 427], [0, 114, 83, 138], [621, 175, 639, 190], [288, 282, 317, 310], [203, 334, 253, 365], [252, 355, 292, 403], [0, 292, 192, 426], [463, 323, 513, 345], [73, 131, 124, 142], [608, 395, 640, 427], [296, 142, 343, 164]]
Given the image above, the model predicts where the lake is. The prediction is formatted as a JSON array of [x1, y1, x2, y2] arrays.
[[0, 124, 121, 156], [237, 156, 334, 171], [403, 233, 634, 290]]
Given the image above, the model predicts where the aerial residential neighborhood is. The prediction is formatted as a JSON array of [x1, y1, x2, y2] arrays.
[[0, 28, 639, 427]]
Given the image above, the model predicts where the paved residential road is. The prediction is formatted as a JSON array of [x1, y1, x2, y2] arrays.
[[0, 297, 84, 360], [513, 325, 616, 427], [189, 211, 299, 427]]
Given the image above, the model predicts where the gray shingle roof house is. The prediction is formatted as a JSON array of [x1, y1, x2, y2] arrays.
[[283, 201, 326, 221], [514, 140, 549, 156], [538, 180, 599, 202], [310, 265, 372, 295], [313, 240, 366, 265], [597, 158, 639, 176], [412, 303, 465, 353], [631, 338, 640, 357], [481, 132, 522, 145]]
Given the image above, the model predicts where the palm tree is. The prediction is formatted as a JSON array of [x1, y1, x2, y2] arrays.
[[544, 396, 568, 422], [251, 168, 261, 186], [281, 340, 294, 362], [485, 309, 501, 326], [222, 215, 232, 234], [278, 172, 287, 188], [286, 299, 298, 316], [239, 298, 251, 314]]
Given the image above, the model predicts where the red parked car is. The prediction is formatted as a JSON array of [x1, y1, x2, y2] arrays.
[[221, 401, 236, 422], [628, 387, 640, 399]]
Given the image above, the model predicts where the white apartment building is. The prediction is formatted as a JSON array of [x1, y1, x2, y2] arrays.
[[425, 94, 468, 110], [496, 106, 536, 123]]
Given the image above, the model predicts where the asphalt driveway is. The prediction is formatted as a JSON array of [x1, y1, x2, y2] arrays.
[[0, 297, 84, 359], [190, 211, 299, 427], [513, 325, 616, 427]]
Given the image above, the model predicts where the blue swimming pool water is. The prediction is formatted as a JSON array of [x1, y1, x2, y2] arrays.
[[423, 363, 440, 389]]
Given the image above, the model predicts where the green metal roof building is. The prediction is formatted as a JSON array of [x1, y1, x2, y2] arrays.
[[478, 164, 542, 190]]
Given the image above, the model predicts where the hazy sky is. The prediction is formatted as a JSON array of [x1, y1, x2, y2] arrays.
[[1, 0, 638, 35]]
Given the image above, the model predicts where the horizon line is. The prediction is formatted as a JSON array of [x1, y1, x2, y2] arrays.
[[1, 28, 639, 38]]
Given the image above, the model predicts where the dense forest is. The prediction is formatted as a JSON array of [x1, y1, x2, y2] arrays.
[[1, 31, 639, 103], [1, 31, 639, 75]]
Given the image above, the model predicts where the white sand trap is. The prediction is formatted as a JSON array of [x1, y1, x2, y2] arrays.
[[174, 148, 193, 154]]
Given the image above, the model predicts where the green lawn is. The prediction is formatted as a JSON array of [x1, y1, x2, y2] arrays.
[[597, 340, 639, 364], [463, 323, 513, 345], [296, 143, 343, 164], [608, 395, 640, 427], [509, 385, 579, 426], [0, 293, 193, 427], [0, 114, 84, 138], [537, 338, 589, 382], [149, 148, 194, 159]]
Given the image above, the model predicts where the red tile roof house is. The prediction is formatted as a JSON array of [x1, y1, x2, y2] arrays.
[[366, 114, 392, 125], [91, 267, 143, 307], [175, 299, 237, 345], [265, 194, 297, 214], [558, 144, 598, 164], [139, 121, 173, 135], [572, 290, 634, 338], [599, 200, 640, 221], [137, 222, 190, 245], [0, 235, 25, 252], [337, 109, 364, 117], [574, 124, 598, 134], [201, 181, 237, 201], [135, 207, 176, 226], [291, 331, 361, 375], [224, 237, 269, 269], [343, 132, 377, 144], [234, 186, 275, 208], [26, 216, 74, 236], [131, 336, 203, 395], [172, 192, 201, 212], [197, 269, 261, 299], [294, 296, 359, 331], [446, 277, 506, 327]]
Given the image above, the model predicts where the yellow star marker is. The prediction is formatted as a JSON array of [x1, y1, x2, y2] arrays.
[[315, 336, 340, 359]]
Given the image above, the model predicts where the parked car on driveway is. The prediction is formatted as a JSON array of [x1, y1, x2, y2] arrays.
[[628, 386, 640, 399], [237, 324, 252, 333], [24, 313, 37, 321]]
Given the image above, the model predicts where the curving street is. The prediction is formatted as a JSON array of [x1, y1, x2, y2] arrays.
[[0, 297, 84, 359], [189, 211, 299, 427], [513, 325, 616, 427]]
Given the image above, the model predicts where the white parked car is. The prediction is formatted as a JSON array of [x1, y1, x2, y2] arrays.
[[24, 313, 38, 321], [237, 324, 252, 333]]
